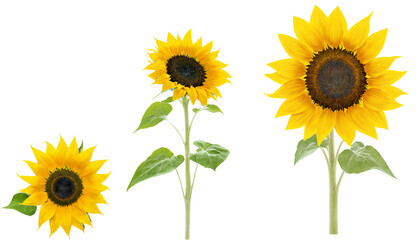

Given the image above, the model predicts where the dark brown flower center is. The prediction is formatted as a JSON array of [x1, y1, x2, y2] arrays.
[[305, 47, 367, 111], [166, 55, 206, 87], [45, 168, 83, 206]]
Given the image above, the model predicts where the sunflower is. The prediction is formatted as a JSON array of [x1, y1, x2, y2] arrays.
[[145, 30, 231, 105], [19, 137, 109, 236], [267, 6, 406, 145]]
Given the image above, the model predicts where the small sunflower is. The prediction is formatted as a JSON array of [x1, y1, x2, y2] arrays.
[[19, 137, 109, 236], [145, 30, 231, 105], [267, 6, 406, 145]]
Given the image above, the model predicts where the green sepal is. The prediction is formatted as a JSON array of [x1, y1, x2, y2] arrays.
[[193, 104, 223, 114], [294, 134, 328, 165], [127, 147, 184, 190], [78, 141, 84, 153], [338, 142, 396, 178], [3, 193, 37, 216], [189, 140, 230, 171], [134, 101, 173, 132]]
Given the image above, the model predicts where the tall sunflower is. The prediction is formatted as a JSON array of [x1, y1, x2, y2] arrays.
[[267, 6, 405, 145], [19, 137, 109, 236], [145, 30, 231, 105]]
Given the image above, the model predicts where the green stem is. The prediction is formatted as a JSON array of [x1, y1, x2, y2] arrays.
[[181, 96, 192, 240], [328, 130, 338, 234]]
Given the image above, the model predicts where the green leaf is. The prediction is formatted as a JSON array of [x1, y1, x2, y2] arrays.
[[3, 193, 37, 216], [190, 140, 230, 171], [193, 104, 223, 114], [161, 96, 173, 103], [338, 142, 396, 178], [134, 102, 173, 132], [127, 147, 184, 190], [78, 141, 84, 153], [294, 134, 328, 165]]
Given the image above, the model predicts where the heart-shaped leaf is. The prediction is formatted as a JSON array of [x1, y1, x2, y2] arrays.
[[161, 96, 173, 103], [338, 142, 396, 178], [127, 147, 184, 190], [135, 101, 172, 132], [193, 104, 223, 114], [294, 134, 328, 165], [190, 140, 230, 171], [3, 193, 37, 216]]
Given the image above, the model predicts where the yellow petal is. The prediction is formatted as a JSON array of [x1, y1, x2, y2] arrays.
[[335, 110, 356, 146], [182, 30, 193, 50], [316, 109, 336, 145], [347, 105, 377, 139], [71, 205, 92, 227], [49, 214, 60, 236], [188, 87, 198, 104], [196, 41, 213, 61], [23, 160, 43, 176], [356, 29, 388, 64], [267, 58, 307, 79], [196, 87, 208, 106], [365, 56, 400, 77], [384, 86, 407, 99], [21, 191, 48, 206], [363, 88, 400, 111], [162, 81, 175, 91], [265, 73, 292, 85], [367, 70, 406, 87], [68, 137, 79, 155], [77, 196, 102, 214], [326, 7, 347, 48], [86, 192, 107, 204], [275, 94, 312, 117], [45, 142, 56, 155], [31, 146, 47, 164], [343, 13, 372, 51], [277, 34, 313, 63], [173, 88, 186, 100], [167, 32, 176, 45], [81, 160, 107, 177], [20, 185, 44, 195], [79, 146, 96, 165], [72, 219, 84, 232], [304, 106, 322, 140], [266, 79, 305, 98], [286, 106, 314, 130], [192, 37, 203, 55], [293, 16, 324, 51], [61, 207, 72, 236], [39, 201, 56, 229], [367, 108, 388, 129], [18, 175, 44, 186], [310, 5, 328, 40]]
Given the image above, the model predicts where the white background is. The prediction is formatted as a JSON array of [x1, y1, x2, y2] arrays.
[[0, 0, 417, 239]]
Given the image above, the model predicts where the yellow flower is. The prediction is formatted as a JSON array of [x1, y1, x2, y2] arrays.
[[267, 6, 406, 145], [19, 137, 109, 236], [145, 30, 231, 105]]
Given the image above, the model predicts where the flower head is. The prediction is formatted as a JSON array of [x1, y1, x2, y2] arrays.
[[267, 6, 406, 145], [145, 30, 231, 105], [19, 137, 109, 236]]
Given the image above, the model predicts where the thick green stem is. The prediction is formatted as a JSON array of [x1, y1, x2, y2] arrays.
[[328, 130, 338, 234], [182, 96, 192, 240]]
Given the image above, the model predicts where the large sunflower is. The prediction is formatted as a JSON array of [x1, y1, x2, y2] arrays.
[[145, 30, 231, 105], [19, 137, 109, 236], [267, 6, 406, 145]]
